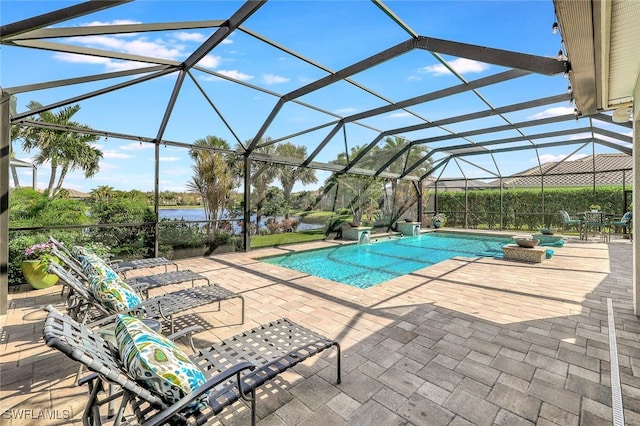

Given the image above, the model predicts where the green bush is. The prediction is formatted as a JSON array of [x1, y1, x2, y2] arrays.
[[158, 219, 205, 248], [437, 186, 629, 231], [8, 233, 42, 286], [9, 188, 90, 227], [88, 198, 155, 258], [33, 197, 91, 226]]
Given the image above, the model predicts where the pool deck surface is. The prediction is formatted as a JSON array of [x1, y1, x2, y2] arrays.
[[2, 234, 640, 425]]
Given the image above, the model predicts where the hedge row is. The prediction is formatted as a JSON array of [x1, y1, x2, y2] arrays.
[[436, 186, 630, 231]]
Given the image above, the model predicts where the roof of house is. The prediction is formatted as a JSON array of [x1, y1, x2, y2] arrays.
[[498, 154, 632, 188], [426, 179, 497, 191]]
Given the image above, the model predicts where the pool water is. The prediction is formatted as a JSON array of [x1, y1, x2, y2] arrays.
[[259, 233, 513, 288]]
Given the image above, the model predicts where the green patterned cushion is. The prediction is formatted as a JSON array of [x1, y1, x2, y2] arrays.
[[77, 251, 119, 279], [88, 274, 142, 314], [115, 315, 207, 411], [84, 259, 119, 279], [72, 245, 95, 258]]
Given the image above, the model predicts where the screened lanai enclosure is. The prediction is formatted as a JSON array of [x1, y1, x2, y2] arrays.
[[1, 0, 639, 315]]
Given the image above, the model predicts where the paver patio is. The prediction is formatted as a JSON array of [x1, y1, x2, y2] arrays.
[[1, 236, 639, 425]]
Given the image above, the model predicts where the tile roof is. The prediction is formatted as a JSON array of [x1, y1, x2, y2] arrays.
[[498, 154, 632, 187]]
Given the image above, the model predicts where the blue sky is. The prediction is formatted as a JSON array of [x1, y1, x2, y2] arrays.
[[3, 1, 632, 194]]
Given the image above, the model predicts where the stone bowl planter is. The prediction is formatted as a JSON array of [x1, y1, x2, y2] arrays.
[[512, 237, 539, 248]]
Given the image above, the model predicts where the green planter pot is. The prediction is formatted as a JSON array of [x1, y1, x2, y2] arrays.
[[21, 260, 59, 289]]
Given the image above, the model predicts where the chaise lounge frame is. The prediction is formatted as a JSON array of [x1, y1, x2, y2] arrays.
[[48, 261, 244, 332], [43, 306, 341, 426], [49, 236, 179, 277], [51, 247, 210, 299]]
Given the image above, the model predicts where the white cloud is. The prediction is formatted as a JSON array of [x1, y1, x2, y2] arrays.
[[537, 153, 588, 164], [198, 54, 222, 68], [569, 132, 592, 140], [120, 142, 155, 151], [159, 156, 181, 162], [83, 20, 141, 27], [103, 150, 133, 159], [216, 69, 254, 81], [68, 35, 183, 60], [262, 73, 290, 85], [161, 167, 191, 177], [174, 32, 207, 42], [388, 111, 412, 119], [53, 52, 158, 72], [98, 162, 119, 171], [422, 58, 489, 76], [335, 107, 357, 114], [528, 106, 575, 120], [407, 75, 422, 81], [53, 33, 190, 71]]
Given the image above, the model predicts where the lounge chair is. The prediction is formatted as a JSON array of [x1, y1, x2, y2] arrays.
[[48, 261, 244, 332], [51, 246, 209, 299], [49, 236, 178, 277], [43, 306, 340, 426]]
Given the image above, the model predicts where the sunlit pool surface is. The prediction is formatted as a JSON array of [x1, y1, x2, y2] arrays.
[[259, 233, 513, 288]]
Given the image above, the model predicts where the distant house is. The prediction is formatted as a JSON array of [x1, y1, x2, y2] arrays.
[[425, 178, 497, 192], [64, 189, 91, 200], [34, 188, 90, 200], [495, 154, 632, 188]]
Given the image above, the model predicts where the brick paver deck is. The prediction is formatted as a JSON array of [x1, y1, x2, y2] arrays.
[[1, 237, 639, 425]]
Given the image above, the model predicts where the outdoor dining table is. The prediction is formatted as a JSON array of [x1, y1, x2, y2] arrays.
[[581, 211, 614, 241]]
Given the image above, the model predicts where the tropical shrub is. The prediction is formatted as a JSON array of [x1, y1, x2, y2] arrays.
[[8, 234, 40, 286], [88, 197, 155, 258], [158, 218, 205, 248], [9, 188, 90, 227], [436, 186, 629, 231]]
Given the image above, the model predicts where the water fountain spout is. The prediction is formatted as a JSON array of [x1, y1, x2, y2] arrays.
[[359, 230, 371, 245]]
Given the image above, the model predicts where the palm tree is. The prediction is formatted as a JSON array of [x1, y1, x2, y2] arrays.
[[327, 145, 383, 223], [243, 139, 278, 226], [90, 185, 115, 203], [20, 101, 102, 198], [187, 135, 240, 232], [274, 142, 317, 219], [377, 136, 432, 222]]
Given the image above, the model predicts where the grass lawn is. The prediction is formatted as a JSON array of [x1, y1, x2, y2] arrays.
[[250, 228, 327, 248]]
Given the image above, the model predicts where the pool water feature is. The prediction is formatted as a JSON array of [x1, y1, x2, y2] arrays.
[[260, 233, 513, 289]]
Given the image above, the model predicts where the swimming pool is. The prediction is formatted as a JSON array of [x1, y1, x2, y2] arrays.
[[259, 232, 513, 288]]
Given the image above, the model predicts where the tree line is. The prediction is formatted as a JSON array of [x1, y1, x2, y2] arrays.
[[10, 99, 433, 233]]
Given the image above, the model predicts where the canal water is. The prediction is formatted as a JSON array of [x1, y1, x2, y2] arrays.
[[159, 208, 323, 231]]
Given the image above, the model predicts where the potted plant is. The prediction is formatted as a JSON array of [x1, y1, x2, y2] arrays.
[[589, 204, 601, 212], [432, 213, 447, 228], [21, 242, 60, 289]]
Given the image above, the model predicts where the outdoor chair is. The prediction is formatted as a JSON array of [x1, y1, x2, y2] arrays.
[[610, 211, 632, 238], [51, 246, 209, 299], [49, 237, 178, 277], [43, 305, 341, 426], [48, 261, 244, 332], [583, 211, 610, 242], [559, 210, 582, 236]]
